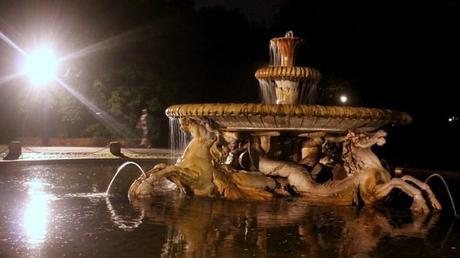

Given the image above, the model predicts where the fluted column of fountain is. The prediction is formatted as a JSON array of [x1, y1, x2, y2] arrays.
[[255, 31, 321, 105]]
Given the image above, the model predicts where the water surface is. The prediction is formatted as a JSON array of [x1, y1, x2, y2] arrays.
[[0, 162, 459, 257]]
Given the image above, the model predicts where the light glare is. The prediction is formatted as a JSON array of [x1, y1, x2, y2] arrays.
[[24, 46, 58, 86], [23, 179, 52, 246], [340, 95, 348, 103]]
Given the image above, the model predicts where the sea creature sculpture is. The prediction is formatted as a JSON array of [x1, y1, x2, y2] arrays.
[[129, 118, 441, 214]]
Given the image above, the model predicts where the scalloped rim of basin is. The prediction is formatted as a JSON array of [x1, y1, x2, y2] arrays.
[[255, 66, 321, 82], [165, 103, 412, 132]]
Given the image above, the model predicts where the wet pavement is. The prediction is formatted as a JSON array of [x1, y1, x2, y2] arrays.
[[0, 145, 174, 161]]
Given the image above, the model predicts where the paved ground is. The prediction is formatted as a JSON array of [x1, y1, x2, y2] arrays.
[[0, 145, 176, 161]]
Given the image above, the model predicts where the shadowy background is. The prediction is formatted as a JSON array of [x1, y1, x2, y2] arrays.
[[0, 0, 459, 170]]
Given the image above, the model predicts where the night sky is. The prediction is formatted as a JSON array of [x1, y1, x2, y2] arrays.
[[0, 0, 459, 170], [195, 0, 285, 25]]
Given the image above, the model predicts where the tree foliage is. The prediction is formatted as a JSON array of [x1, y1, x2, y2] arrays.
[[2, 0, 261, 146]]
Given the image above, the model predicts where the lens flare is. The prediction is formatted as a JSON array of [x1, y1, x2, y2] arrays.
[[24, 46, 58, 86]]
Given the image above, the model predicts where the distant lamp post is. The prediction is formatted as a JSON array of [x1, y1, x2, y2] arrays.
[[24, 46, 58, 86], [339, 95, 348, 104], [448, 116, 458, 123]]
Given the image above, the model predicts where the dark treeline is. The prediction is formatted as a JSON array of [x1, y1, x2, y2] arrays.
[[0, 0, 459, 170]]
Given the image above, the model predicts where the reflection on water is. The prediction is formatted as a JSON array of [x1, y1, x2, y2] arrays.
[[105, 196, 144, 231], [0, 163, 459, 257], [130, 197, 445, 258], [23, 179, 54, 246]]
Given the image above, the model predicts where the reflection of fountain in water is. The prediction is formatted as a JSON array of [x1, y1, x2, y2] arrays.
[[160, 226, 186, 258], [105, 196, 144, 231], [169, 118, 191, 164], [61, 192, 145, 231], [106, 161, 146, 194], [130, 197, 446, 258]]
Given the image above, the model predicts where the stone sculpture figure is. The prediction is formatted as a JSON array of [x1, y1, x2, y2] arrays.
[[136, 108, 151, 148], [129, 118, 441, 214]]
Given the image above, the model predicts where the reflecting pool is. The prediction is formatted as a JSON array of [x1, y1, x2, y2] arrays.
[[0, 162, 459, 257]]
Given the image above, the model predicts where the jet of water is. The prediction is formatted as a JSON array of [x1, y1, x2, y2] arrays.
[[425, 173, 459, 217], [169, 118, 191, 164], [106, 161, 147, 194]]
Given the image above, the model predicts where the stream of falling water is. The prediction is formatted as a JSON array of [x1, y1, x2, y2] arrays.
[[269, 39, 280, 67], [270, 39, 293, 67], [169, 118, 191, 164], [106, 161, 146, 194], [425, 173, 459, 217], [258, 79, 276, 104], [300, 82, 318, 104]]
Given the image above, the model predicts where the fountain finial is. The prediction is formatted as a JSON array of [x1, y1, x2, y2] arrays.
[[270, 31, 302, 67], [256, 31, 319, 104]]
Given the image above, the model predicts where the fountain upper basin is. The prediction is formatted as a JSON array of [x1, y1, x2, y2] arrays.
[[165, 103, 412, 133]]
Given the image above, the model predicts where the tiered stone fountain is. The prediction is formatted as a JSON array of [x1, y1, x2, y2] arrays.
[[129, 32, 441, 214]]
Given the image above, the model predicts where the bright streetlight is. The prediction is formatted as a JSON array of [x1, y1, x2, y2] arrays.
[[339, 95, 348, 104], [22, 45, 59, 145], [24, 46, 58, 87]]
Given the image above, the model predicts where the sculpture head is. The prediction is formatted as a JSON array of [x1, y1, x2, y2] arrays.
[[179, 117, 216, 143], [375, 130, 387, 146], [222, 132, 240, 150], [345, 130, 387, 148], [362, 130, 387, 146], [179, 118, 191, 133]]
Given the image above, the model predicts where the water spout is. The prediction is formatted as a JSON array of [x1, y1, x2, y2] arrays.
[[106, 161, 146, 194], [425, 173, 458, 217]]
